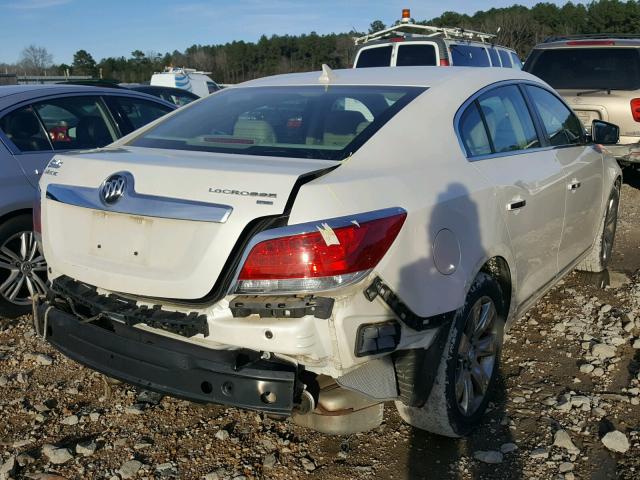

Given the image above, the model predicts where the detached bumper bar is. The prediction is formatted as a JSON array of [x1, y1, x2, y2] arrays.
[[37, 303, 297, 415]]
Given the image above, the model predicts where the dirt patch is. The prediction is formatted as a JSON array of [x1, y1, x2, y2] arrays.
[[1, 175, 640, 479]]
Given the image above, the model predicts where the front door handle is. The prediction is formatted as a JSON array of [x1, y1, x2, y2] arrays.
[[507, 199, 527, 211], [568, 179, 581, 191]]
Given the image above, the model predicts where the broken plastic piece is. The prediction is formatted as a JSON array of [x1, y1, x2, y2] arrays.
[[317, 222, 340, 246]]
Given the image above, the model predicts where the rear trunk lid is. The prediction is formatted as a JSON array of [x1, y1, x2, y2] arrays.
[[40, 146, 338, 299]]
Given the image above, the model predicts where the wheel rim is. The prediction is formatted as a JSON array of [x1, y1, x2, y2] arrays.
[[455, 296, 498, 417], [0, 231, 48, 306], [601, 186, 620, 264]]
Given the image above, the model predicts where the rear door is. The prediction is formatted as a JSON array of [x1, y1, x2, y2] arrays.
[[524, 84, 603, 270], [459, 83, 566, 305], [395, 42, 439, 66], [354, 45, 394, 68], [0, 104, 54, 187]]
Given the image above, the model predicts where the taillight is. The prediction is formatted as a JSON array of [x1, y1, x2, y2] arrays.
[[234, 209, 407, 294], [440, 58, 450, 67], [632, 98, 640, 122]]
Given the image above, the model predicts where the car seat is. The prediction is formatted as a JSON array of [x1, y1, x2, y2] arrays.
[[322, 110, 370, 146], [75, 116, 113, 149], [6, 110, 50, 151], [233, 119, 276, 144]]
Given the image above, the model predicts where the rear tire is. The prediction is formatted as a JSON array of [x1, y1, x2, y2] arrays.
[[577, 180, 620, 273], [395, 273, 505, 437], [0, 215, 47, 319]]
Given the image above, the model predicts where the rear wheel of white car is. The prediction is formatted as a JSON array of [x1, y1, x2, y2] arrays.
[[395, 273, 505, 437], [577, 180, 620, 273], [0, 215, 48, 318]]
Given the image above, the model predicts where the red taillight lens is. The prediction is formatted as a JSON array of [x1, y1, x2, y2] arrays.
[[439, 58, 450, 67], [631, 98, 640, 122], [237, 212, 406, 290]]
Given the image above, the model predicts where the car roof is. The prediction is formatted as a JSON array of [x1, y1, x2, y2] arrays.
[[0, 84, 175, 111], [534, 37, 640, 49], [239, 66, 543, 92]]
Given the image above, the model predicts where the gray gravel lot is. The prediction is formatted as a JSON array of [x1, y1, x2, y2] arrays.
[[2, 173, 640, 479]]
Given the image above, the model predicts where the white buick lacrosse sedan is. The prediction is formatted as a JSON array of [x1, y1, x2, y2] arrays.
[[36, 66, 621, 437]]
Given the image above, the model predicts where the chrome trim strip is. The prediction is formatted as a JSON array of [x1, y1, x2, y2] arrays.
[[46, 176, 233, 224], [228, 207, 406, 295]]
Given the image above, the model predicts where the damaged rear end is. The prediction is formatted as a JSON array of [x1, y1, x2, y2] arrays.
[[35, 79, 433, 433]]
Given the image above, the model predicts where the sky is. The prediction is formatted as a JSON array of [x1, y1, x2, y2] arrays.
[[0, 0, 586, 65]]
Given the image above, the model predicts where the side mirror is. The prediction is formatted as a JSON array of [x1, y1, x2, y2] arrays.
[[591, 120, 619, 145]]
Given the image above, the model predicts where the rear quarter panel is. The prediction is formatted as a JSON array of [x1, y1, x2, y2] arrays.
[[289, 86, 517, 318]]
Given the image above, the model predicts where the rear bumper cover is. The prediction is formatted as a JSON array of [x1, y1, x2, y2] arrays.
[[37, 302, 298, 415]]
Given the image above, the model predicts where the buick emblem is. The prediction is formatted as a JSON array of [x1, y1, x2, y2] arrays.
[[100, 174, 126, 204]]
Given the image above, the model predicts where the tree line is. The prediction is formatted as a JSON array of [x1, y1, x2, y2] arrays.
[[2, 0, 640, 84]]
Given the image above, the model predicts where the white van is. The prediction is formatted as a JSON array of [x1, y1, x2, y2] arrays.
[[150, 67, 220, 98], [354, 9, 522, 69]]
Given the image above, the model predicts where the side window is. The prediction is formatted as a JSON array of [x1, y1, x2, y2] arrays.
[[458, 102, 492, 157], [498, 50, 512, 68], [525, 85, 584, 146], [488, 48, 501, 67], [355, 46, 393, 68], [33, 96, 116, 150], [396, 44, 437, 66], [0, 105, 51, 152], [111, 96, 173, 133], [477, 85, 540, 153], [450, 45, 490, 67], [510, 52, 523, 69]]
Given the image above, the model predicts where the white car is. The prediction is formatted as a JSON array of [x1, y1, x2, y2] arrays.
[[35, 66, 621, 437]]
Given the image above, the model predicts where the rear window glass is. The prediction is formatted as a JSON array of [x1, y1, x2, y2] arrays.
[[130, 85, 425, 160], [525, 48, 640, 90], [450, 45, 490, 67], [396, 44, 437, 66], [488, 48, 500, 67], [355, 46, 393, 68], [498, 50, 512, 68]]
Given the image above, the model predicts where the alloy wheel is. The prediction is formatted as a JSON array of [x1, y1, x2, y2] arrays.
[[0, 231, 48, 306], [455, 296, 498, 417]]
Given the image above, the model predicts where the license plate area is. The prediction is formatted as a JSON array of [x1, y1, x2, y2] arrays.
[[89, 211, 152, 264]]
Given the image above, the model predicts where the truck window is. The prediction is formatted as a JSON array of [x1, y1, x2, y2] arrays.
[[396, 44, 437, 66], [356, 46, 393, 68], [488, 48, 500, 67], [450, 45, 490, 67]]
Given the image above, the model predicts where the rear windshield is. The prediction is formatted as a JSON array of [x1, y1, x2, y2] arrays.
[[450, 44, 490, 67], [526, 48, 640, 90], [130, 85, 425, 160], [356, 46, 393, 68], [396, 44, 437, 66]]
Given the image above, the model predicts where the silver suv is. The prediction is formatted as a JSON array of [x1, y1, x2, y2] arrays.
[[524, 35, 640, 165]]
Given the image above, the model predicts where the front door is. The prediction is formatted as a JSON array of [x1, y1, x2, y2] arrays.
[[524, 85, 604, 270]]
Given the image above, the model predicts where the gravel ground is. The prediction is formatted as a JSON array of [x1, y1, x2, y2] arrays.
[[2, 172, 640, 480]]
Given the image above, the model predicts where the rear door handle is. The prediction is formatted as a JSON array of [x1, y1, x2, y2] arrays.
[[568, 180, 581, 191], [507, 199, 527, 211]]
